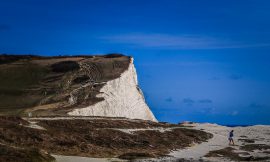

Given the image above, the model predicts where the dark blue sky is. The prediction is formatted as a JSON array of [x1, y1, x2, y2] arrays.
[[1, 0, 270, 125]]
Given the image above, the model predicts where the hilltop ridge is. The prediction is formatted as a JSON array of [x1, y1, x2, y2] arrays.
[[0, 54, 156, 121]]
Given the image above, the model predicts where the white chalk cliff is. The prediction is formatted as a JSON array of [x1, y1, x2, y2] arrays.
[[68, 58, 157, 122]]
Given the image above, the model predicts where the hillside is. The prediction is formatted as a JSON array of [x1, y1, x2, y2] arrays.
[[0, 54, 156, 121], [0, 54, 217, 162]]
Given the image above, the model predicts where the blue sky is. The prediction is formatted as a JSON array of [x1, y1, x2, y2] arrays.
[[1, 0, 270, 125]]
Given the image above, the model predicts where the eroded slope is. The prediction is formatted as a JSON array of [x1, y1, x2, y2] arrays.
[[0, 54, 133, 117]]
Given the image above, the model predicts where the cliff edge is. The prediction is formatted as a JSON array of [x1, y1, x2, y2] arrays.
[[0, 54, 157, 121], [68, 58, 157, 121]]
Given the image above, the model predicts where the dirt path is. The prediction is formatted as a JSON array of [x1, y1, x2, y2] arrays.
[[170, 123, 230, 160], [24, 116, 135, 121], [170, 123, 270, 161], [53, 155, 127, 162]]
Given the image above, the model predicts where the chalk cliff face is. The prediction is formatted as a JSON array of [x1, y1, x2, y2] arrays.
[[68, 58, 157, 121], [0, 54, 157, 121]]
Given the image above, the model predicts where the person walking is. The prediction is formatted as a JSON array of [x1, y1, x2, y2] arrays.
[[228, 130, 235, 145]]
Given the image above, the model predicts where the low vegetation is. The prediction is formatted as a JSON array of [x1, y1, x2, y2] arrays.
[[0, 116, 212, 160], [240, 144, 270, 152], [0, 144, 55, 162], [205, 147, 270, 161]]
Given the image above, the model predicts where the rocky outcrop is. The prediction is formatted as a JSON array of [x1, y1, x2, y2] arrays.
[[68, 58, 157, 121]]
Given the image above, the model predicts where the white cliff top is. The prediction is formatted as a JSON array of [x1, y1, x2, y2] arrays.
[[68, 58, 157, 122]]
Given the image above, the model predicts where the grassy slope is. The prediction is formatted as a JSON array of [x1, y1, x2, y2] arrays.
[[0, 54, 130, 116], [0, 62, 49, 114]]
